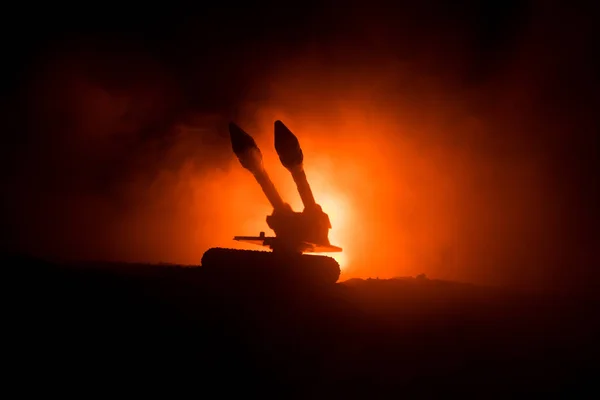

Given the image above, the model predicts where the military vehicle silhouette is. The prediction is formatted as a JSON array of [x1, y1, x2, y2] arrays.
[[200, 120, 342, 285]]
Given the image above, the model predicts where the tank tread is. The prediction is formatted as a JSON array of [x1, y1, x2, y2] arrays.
[[200, 247, 341, 286]]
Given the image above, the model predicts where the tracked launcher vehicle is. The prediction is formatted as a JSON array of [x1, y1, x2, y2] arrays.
[[200, 120, 343, 286]]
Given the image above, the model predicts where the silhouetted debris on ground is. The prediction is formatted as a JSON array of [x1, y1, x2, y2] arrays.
[[5, 255, 598, 397]]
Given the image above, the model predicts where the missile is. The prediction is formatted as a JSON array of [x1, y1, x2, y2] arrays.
[[229, 122, 263, 172], [274, 120, 317, 209], [274, 120, 304, 168], [229, 122, 287, 211]]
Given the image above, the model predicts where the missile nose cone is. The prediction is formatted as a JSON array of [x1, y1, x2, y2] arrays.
[[229, 122, 263, 172], [274, 120, 303, 169], [229, 122, 259, 156]]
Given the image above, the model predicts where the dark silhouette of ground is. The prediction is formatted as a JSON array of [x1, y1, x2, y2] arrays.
[[5, 254, 597, 397]]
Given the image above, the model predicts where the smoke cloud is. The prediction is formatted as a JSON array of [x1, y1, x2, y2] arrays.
[[2, 1, 597, 290]]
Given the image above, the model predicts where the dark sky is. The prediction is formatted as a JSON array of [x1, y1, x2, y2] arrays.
[[1, 1, 598, 289]]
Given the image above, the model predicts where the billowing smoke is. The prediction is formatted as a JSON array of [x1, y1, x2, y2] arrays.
[[2, 1, 597, 290]]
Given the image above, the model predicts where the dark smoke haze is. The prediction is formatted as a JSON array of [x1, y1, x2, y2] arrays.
[[1, 1, 598, 290]]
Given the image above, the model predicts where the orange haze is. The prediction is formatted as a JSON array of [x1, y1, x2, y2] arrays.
[[11, 55, 555, 285], [103, 62, 553, 284], [8, 6, 591, 288]]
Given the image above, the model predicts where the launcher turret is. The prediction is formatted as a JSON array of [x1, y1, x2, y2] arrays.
[[228, 121, 341, 255], [200, 120, 342, 286]]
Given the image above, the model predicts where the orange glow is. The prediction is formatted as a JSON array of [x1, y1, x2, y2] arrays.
[[303, 186, 350, 270], [179, 89, 550, 283], [188, 111, 398, 280], [203, 126, 355, 272], [16, 52, 555, 287]]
